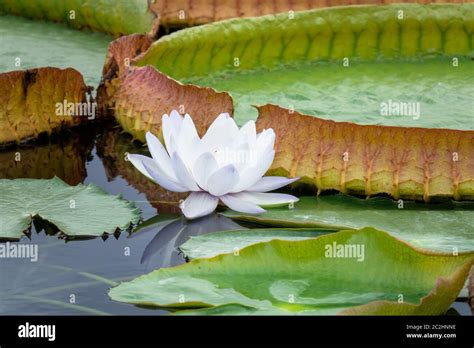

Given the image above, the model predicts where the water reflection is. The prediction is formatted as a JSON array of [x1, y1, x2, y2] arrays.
[[0, 211, 245, 314], [0, 128, 95, 185], [133, 214, 243, 269], [96, 126, 185, 213]]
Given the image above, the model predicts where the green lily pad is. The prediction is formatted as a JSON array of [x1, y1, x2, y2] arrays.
[[109, 227, 474, 315], [0, 177, 141, 240], [0, 15, 111, 86], [0, 0, 157, 36], [136, 4, 474, 128], [223, 195, 474, 252], [180, 228, 335, 260]]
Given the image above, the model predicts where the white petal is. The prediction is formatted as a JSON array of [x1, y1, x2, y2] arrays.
[[230, 128, 276, 191], [193, 152, 218, 191], [232, 149, 275, 192], [220, 194, 266, 214], [170, 110, 183, 129], [214, 141, 253, 171], [231, 192, 299, 207], [172, 152, 200, 191], [179, 114, 199, 141], [257, 128, 275, 144], [134, 155, 188, 192], [127, 154, 154, 181], [162, 110, 183, 155], [233, 142, 255, 172], [202, 113, 239, 151], [181, 192, 219, 219], [247, 176, 300, 192], [239, 120, 257, 145], [255, 129, 275, 157], [206, 164, 240, 196], [176, 114, 203, 169], [145, 132, 174, 178]]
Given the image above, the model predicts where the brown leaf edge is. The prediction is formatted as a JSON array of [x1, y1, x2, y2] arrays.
[[0, 67, 93, 145], [256, 104, 474, 202], [153, 0, 472, 29], [111, 65, 234, 143], [97, 34, 155, 116]]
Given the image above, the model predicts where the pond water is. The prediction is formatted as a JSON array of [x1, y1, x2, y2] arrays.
[[0, 126, 250, 315], [0, 15, 471, 315]]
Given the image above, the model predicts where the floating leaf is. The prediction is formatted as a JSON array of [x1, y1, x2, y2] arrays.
[[139, 4, 473, 77], [152, 0, 317, 28], [258, 105, 474, 201], [0, 177, 141, 240], [0, 67, 92, 145], [97, 34, 154, 115], [153, 0, 449, 29], [134, 4, 474, 128], [112, 66, 234, 142], [109, 228, 474, 315], [223, 195, 474, 252], [4, 0, 448, 34], [153, 0, 470, 29], [0, 0, 159, 36], [0, 15, 111, 86], [180, 228, 335, 260]]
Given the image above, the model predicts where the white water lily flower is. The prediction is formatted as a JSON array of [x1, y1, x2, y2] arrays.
[[128, 110, 299, 219]]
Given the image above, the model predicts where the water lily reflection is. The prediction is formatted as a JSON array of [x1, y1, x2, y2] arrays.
[[136, 214, 243, 269]]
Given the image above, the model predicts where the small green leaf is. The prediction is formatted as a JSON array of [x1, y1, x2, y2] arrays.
[[109, 228, 474, 315], [0, 177, 141, 240], [223, 195, 474, 252], [180, 228, 335, 260]]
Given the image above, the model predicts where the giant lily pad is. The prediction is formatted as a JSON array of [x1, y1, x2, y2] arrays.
[[153, 0, 412, 29], [223, 195, 474, 252], [0, 67, 92, 144], [112, 66, 234, 143], [134, 4, 474, 128], [109, 228, 474, 315], [0, 177, 140, 240], [0, 0, 159, 36], [180, 228, 335, 260], [256, 105, 474, 201], [0, 15, 111, 85], [3, 0, 441, 34]]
